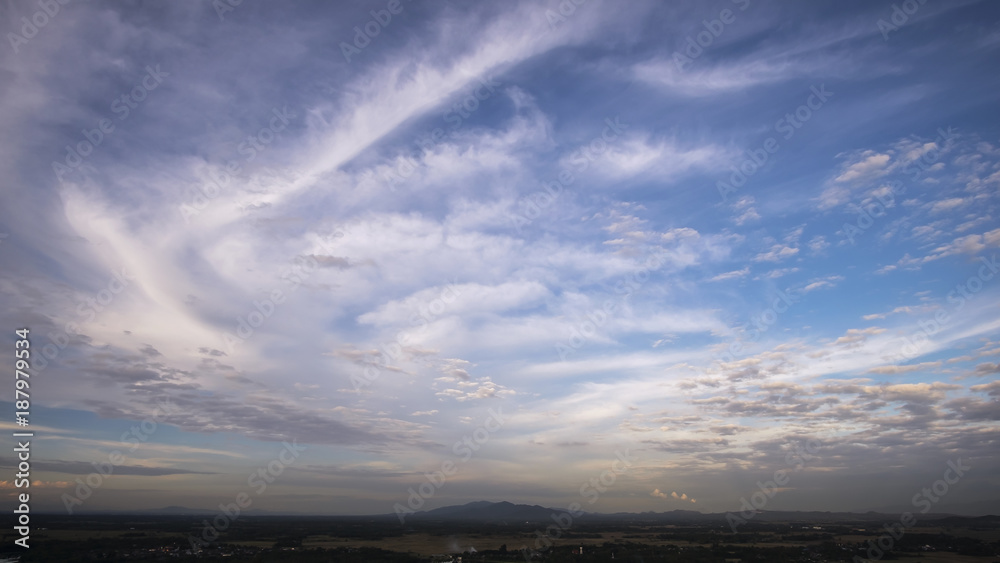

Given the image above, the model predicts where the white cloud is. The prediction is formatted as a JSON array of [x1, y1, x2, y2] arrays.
[[930, 197, 969, 213], [833, 327, 886, 347], [634, 57, 800, 96], [582, 135, 731, 183], [808, 235, 830, 254], [801, 275, 843, 293], [752, 244, 799, 262], [834, 151, 891, 184], [709, 267, 750, 282]]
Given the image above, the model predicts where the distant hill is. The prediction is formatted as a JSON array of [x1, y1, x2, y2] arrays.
[[93, 506, 287, 516], [58, 500, 1000, 522], [394, 501, 999, 525], [149, 505, 216, 515], [410, 500, 573, 522]]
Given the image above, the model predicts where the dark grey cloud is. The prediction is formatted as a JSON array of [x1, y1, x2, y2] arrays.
[[308, 254, 351, 269], [0, 458, 215, 476], [974, 362, 1000, 375]]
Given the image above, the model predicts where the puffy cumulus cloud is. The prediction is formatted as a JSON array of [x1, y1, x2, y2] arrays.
[[819, 152, 893, 209], [650, 489, 696, 503], [834, 151, 892, 184], [674, 491, 695, 503], [435, 376, 516, 402], [816, 129, 965, 212], [916, 228, 1000, 263], [440, 358, 474, 381]]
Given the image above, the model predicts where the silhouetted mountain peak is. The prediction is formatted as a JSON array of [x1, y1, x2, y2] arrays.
[[416, 501, 569, 522]]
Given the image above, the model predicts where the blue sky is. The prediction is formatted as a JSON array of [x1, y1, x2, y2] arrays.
[[0, 0, 998, 516]]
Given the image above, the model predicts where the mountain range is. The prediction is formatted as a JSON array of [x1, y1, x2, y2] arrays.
[[74, 501, 999, 524]]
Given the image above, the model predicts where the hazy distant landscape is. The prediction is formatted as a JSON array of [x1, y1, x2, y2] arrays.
[[2, 502, 999, 561]]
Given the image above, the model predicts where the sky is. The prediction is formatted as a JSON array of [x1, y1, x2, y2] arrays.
[[0, 0, 998, 517]]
